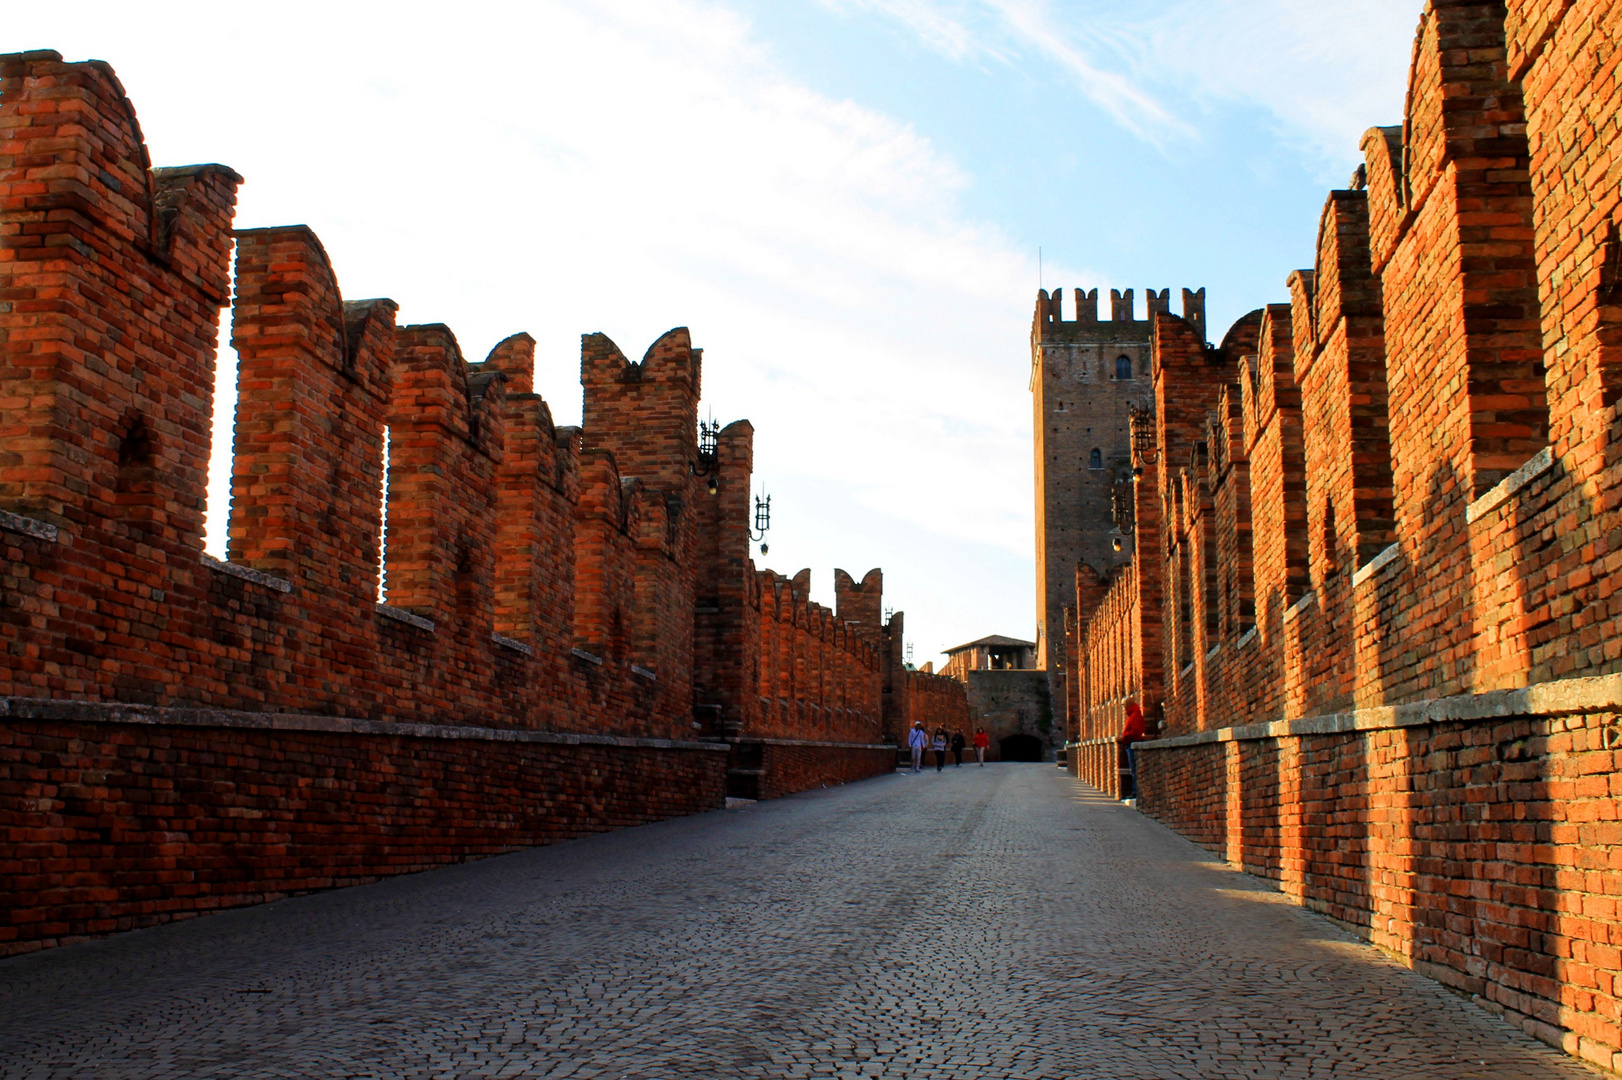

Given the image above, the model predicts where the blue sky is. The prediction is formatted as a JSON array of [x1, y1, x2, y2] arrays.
[[9, 0, 1421, 664]]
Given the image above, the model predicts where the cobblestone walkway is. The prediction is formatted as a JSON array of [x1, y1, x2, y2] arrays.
[[0, 766, 1598, 1079]]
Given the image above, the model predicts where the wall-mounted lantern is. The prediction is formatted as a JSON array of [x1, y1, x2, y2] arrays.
[[751, 490, 771, 555], [695, 418, 721, 495]]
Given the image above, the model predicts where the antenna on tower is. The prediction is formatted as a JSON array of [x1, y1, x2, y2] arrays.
[[1039, 246, 1043, 291]]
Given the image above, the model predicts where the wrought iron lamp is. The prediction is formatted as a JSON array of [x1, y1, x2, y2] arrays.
[[695, 418, 721, 495], [751, 491, 771, 555]]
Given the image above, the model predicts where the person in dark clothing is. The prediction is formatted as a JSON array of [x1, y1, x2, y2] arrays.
[[1119, 700, 1149, 797], [950, 730, 967, 766], [932, 727, 949, 772]]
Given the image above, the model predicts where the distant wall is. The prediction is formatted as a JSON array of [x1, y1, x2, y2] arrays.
[[963, 670, 1052, 760]]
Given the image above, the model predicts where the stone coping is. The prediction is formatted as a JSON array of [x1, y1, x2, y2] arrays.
[[491, 633, 533, 656], [729, 736, 896, 751], [202, 554, 293, 593], [1465, 445, 1555, 524], [0, 697, 731, 753], [0, 509, 59, 543], [1136, 671, 1622, 751], [1284, 589, 1317, 620], [376, 603, 435, 632], [1351, 541, 1402, 587]]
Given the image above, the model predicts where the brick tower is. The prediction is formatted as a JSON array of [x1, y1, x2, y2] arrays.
[[1031, 285, 1204, 729]]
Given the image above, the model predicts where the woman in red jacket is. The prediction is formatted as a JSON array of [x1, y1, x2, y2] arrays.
[[972, 727, 989, 766], [1119, 700, 1148, 797]]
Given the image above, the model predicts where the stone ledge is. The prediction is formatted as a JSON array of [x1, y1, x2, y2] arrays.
[[376, 603, 434, 632], [0, 697, 731, 753], [0, 509, 59, 543], [1236, 626, 1258, 650], [1352, 542, 1401, 587], [1465, 445, 1555, 524], [1136, 671, 1622, 751], [570, 647, 604, 666], [728, 736, 895, 751], [491, 633, 532, 656], [1285, 589, 1316, 620], [202, 554, 293, 593], [631, 665, 657, 681]]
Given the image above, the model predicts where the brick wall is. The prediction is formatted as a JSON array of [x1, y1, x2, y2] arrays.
[[0, 704, 728, 956], [1137, 684, 1622, 1071], [0, 50, 926, 954], [1062, 2, 1622, 1069], [753, 741, 897, 801]]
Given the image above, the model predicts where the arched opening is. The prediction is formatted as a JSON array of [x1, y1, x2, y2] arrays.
[[1088, 448, 1103, 470], [1116, 355, 1132, 380], [1000, 733, 1043, 762]]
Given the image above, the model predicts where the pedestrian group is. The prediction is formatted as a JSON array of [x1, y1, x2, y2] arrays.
[[907, 721, 990, 773]]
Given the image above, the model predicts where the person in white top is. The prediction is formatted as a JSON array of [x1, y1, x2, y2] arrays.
[[907, 722, 928, 773]]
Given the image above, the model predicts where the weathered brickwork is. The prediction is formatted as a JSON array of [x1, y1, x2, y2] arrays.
[[0, 51, 946, 955], [1061, 3, 1622, 1070]]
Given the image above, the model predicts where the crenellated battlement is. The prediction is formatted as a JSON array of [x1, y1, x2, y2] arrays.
[[0, 48, 963, 957], [0, 51, 935, 753], [1062, 6, 1622, 1067], [1033, 285, 1206, 338]]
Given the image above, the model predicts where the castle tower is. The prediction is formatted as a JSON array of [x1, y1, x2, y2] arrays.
[[1031, 285, 1204, 728]]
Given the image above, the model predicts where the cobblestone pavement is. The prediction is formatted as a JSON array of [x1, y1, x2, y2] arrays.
[[0, 766, 1600, 1079]]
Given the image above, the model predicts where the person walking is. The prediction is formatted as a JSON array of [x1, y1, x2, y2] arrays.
[[950, 729, 967, 767], [973, 726, 989, 765], [1119, 700, 1149, 798], [932, 727, 949, 772], [908, 722, 928, 774]]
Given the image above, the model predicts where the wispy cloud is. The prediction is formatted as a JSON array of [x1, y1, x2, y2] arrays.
[[1136, 0, 1419, 168], [818, 0, 990, 61], [823, 0, 1418, 166], [822, 0, 1188, 139]]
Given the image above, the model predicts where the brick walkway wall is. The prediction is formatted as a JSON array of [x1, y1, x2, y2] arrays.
[[0, 703, 731, 957], [754, 742, 896, 801], [1137, 679, 1622, 1069]]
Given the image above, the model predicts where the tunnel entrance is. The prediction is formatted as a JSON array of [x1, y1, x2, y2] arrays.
[[1000, 733, 1043, 762]]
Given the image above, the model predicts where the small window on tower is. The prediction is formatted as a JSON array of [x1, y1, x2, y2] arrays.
[[1088, 448, 1103, 470], [1116, 356, 1132, 380]]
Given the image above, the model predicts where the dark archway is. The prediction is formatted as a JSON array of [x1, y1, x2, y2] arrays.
[[1000, 733, 1043, 762]]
